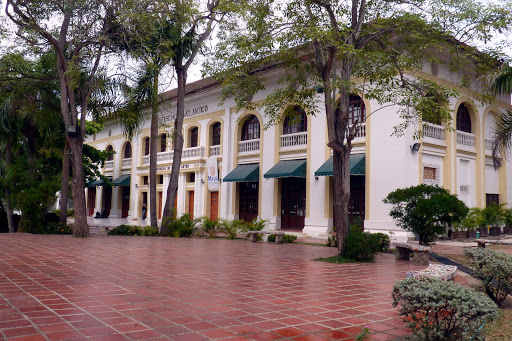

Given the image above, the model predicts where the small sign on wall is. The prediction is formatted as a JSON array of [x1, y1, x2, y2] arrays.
[[206, 157, 219, 191]]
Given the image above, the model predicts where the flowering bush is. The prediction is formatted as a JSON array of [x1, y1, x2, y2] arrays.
[[392, 277, 497, 341], [464, 248, 512, 305]]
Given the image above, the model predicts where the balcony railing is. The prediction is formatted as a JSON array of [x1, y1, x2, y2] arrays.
[[239, 138, 260, 153], [158, 151, 174, 162], [485, 139, 493, 151], [183, 146, 205, 158], [281, 132, 307, 148], [456, 131, 475, 147], [423, 123, 445, 140], [122, 158, 132, 168], [354, 123, 366, 139], [104, 160, 113, 171], [210, 145, 221, 156]]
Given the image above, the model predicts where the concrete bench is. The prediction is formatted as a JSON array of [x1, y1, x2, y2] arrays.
[[394, 243, 431, 266], [406, 263, 457, 281], [476, 239, 512, 248], [247, 231, 284, 243]]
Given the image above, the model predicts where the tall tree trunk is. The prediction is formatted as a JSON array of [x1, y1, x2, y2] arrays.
[[68, 136, 88, 237], [161, 67, 186, 232], [5, 137, 15, 233], [59, 140, 70, 224], [149, 74, 159, 228]]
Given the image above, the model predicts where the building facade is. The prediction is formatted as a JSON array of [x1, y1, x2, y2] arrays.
[[85, 61, 512, 241]]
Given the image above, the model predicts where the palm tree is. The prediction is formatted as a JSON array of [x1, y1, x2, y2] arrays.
[[491, 64, 512, 167]]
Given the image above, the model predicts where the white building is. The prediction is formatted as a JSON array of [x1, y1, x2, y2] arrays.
[[84, 61, 512, 241]]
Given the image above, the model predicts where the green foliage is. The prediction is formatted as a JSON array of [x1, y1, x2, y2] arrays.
[[313, 255, 358, 264], [43, 223, 73, 235], [220, 219, 247, 240], [464, 248, 512, 305], [161, 214, 200, 237], [282, 234, 297, 243], [247, 217, 268, 231], [384, 185, 468, 245], [345, 226, 381, 262], [108, 224, 159, 236], [373, 233, 391, 253], [197, 216, 219, 238], [354, 326, 371, 341], [267, 234, 276, 242], [392, 277, 498, 341], [326, 233, 337, 247], [0, 211, 21, 233]]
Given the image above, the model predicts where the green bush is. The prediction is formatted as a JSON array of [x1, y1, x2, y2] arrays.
[[67, 209, 74, 217], [373, 232, 390, 252], [108, 224, 158, 236], [326, 233, 337, 247], [283, 234, 297, 243], [161, 214, 199, 237], [464, 248, 512, 305], [345, 226, 380, 261], [392, 277, 497, 341], [43, 223, 73, 234], [197, 216, 219, 238], [247, 217, 268, 231], [220, 219, 247, 240], [267, 234, 276, 242]]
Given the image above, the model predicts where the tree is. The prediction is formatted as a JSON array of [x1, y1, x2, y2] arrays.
[[491, 63, 512, 168], [6, 0, 120, 237], [384, 184, 468, 245], [207, 0, 511, 255]]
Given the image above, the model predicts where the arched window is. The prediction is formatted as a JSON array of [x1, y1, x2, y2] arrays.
[[190, 127, 198, 147], [124, 142, 132, 159], [283, 106, 307, 134], [143, 137, 150, 156], [212, 122, 221, 146], [160, 134, 167, 152], [456, 104, 472, 133], [106, 145, 113, 161], [348, 95, 365, 125], [241, 115, 260, 141]]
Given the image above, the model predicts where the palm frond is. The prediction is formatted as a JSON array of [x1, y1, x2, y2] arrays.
[[492, 109, 512, 168], [494, 64, 512, 95]]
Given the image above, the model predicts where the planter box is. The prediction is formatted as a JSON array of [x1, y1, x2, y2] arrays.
[[453, 231, 468, 239], [478, 227, 488, 237], [489, 226, 501, 236], [468, 230, 478, 238], [503, 227, 512, 234]]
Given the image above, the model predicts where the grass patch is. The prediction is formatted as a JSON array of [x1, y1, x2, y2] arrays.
[[313, 255, 362, 264], [484, 304, 512, 340], [296, 242, 328, 247]]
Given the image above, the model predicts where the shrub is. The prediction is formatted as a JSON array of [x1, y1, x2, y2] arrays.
[[345, 226, 380, 261], [197, 216, 219, 238], [247, 217, 268, 231], [67, 209, 74, 217], [326, 233, 337, 247], [43, 223, 73, 234], [464, 248, 512, 305], [161, 214, 200, 237], [384, 184, 468, 245], [392, 277, 498, 341], [373, 233, 390, 252], [283, 234, 297, 243], [107, 225, 158, 236], [220, 219, 247, 240]]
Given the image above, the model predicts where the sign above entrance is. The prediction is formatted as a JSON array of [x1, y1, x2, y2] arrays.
[[206, 157, 219, 191]]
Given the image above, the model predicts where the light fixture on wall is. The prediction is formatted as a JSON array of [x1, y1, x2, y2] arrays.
[[410, 143, 421, 152], [315, 176, 319, 180], [135, 184, 138, 188], [201, 179, 205, 184]]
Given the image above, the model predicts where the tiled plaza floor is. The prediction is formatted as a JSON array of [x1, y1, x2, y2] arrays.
[[0, 234, 450, 341]]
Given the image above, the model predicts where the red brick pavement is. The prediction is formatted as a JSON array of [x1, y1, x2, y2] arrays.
[[0, 234, 440, 340]]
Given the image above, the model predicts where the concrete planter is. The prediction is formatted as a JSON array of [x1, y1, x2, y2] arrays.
[[276, 234, 284, 244], [452, 231, 468, 239], [503, 227, 512, 234], [489, 226, 501, 236], [468, 230, 478, 238], [478, 227, 488, 237]]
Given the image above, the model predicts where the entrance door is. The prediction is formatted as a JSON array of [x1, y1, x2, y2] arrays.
[[87, 188, 96, 216], [239, 182, 258, 223], [210, 192, 219, 221], [188, 191, 194, 218], [104, 186, 112, 217], [158, 192, 163, 219], [281, 178, 306, 230], [348, 176, 365, 226], [121, 186, 130, 218]]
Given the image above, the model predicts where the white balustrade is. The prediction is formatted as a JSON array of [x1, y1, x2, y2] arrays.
[[104, 160, 113, 171], [281, 132, 308, 148], [456, 131, 475, 147], [485, 139, 493, 151], [158, 151, 174, 162], [354, 123, 366, 139], [239, 139, 260, 153], [122, 158, 132, 168], [210, 145, 221, 156], [183, 146, 205, 158], [423, 123, 445, 140], [142, 155, 149, 166]]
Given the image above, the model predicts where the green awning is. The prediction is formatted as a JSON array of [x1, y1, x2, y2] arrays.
[[264, 159, 307, 179], [314, 154, 365, 177], [87, 177, 111, 187], [112, 175, 131, 186], [223, 164, 259, 182]]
